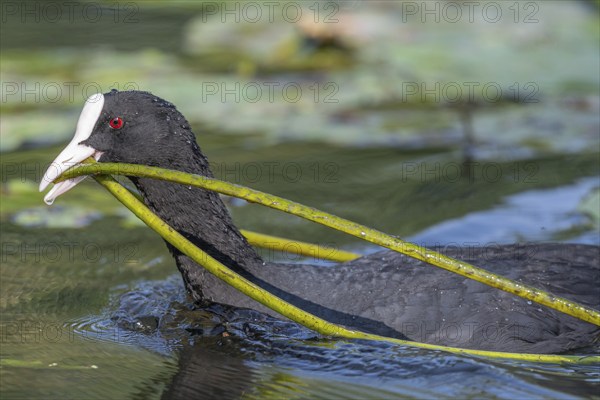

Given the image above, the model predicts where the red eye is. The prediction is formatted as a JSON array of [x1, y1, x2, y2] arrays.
[[109, 117, 124, 129]]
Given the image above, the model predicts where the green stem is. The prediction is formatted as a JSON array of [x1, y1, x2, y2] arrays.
[[60, 162, 600, 327], [93, 173, 599, 364], [240, 229, 360, 262]]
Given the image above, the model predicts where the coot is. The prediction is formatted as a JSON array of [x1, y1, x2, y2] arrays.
[[40, 90, 600, 353]]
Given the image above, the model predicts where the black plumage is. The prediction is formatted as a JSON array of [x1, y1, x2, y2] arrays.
[[45, 90, 600, 353]]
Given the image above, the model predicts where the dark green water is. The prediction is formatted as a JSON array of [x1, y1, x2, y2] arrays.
[[2, 139, 599, 399], [1, 1, 599, 399]]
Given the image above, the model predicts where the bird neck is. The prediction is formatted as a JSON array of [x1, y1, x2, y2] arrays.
[[129, 150, 265, 279]]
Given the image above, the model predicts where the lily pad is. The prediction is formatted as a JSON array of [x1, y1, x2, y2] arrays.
[[11, 206, 102, 229], [578, 186, 600, 225]]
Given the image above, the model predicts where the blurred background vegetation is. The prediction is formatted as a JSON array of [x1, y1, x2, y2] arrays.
[[1, 0, 598, 242], [1, 2, 599, 397], [2, 1, 599, 151]]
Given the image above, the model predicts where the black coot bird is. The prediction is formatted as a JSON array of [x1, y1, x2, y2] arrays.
[[40, 90, 599, 354]]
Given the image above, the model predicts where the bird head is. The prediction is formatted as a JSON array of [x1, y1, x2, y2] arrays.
[[40, 90, 199, 204]]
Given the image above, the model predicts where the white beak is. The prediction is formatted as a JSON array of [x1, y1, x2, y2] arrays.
[[39, 93, 105, 205]]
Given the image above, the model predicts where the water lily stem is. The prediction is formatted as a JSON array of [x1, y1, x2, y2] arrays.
[[60, 162, 600, 328], [92, 172, 599, 364]]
